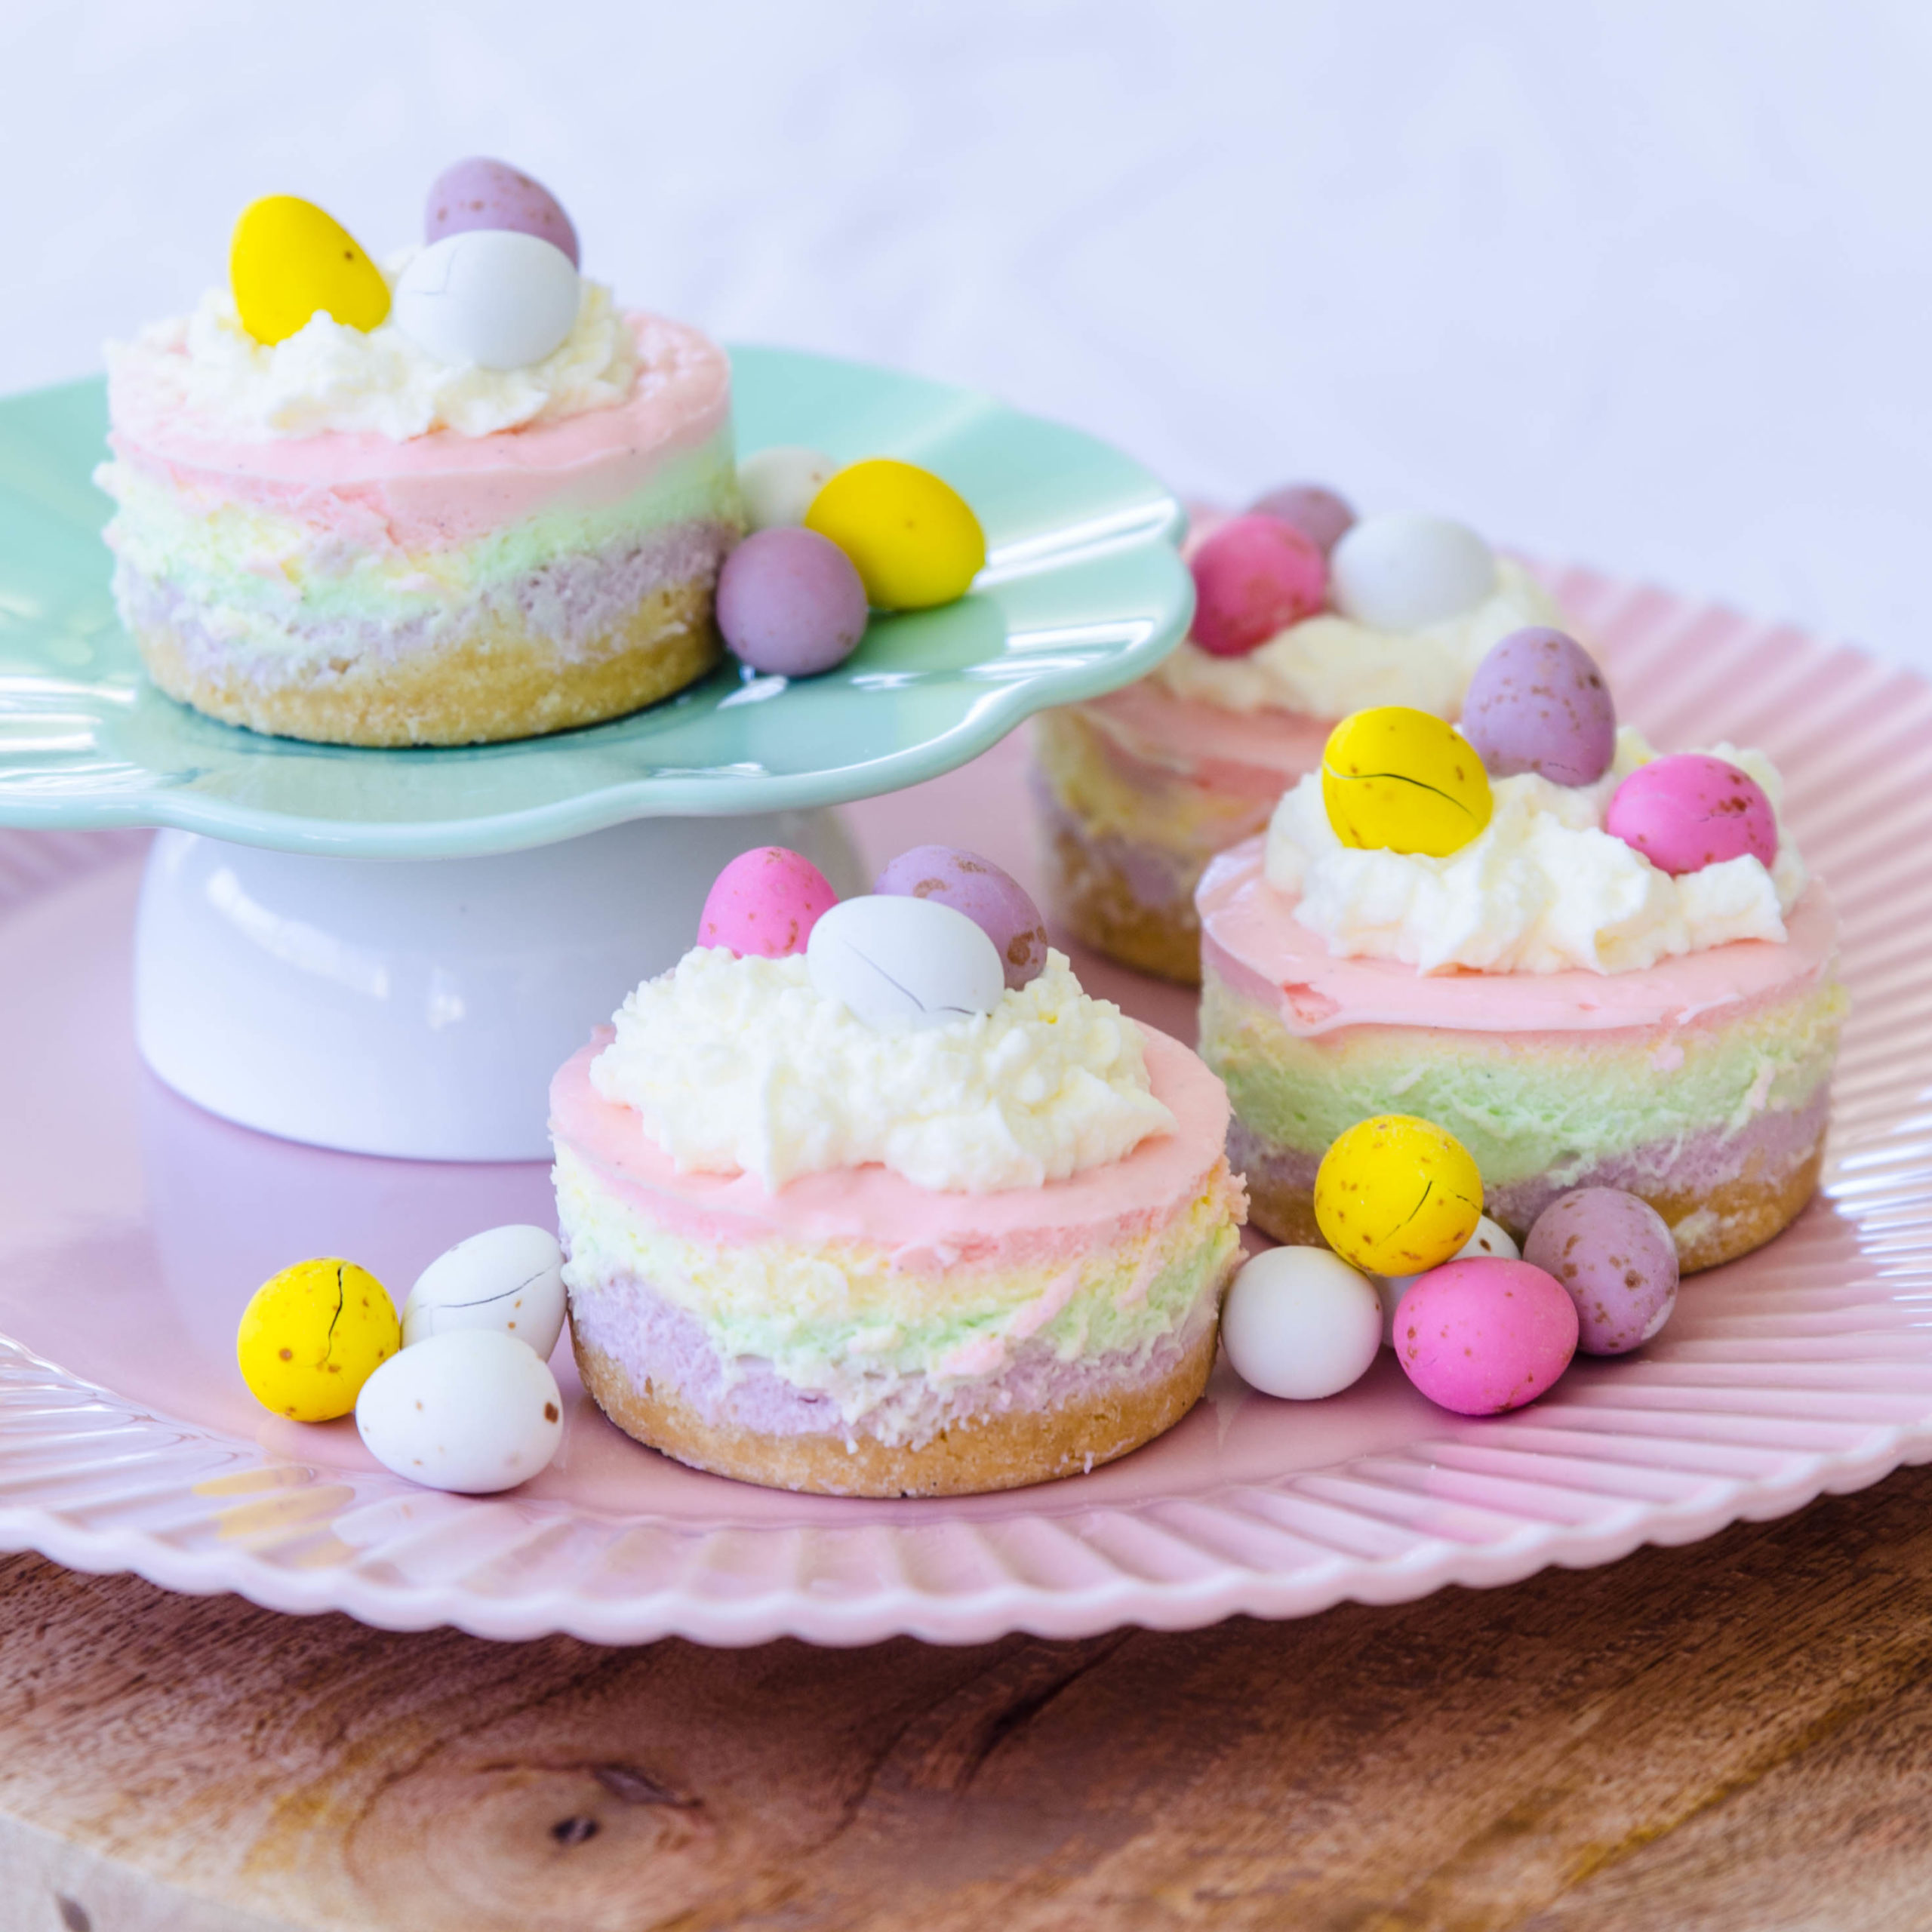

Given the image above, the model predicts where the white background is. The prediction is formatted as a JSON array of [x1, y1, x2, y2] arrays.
[[6, 0, 1930, 667]]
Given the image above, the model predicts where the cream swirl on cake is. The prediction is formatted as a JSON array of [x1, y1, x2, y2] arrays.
[[109, 257, 638, 442], [1266, 730, 1809, 976], [589, 947, 1174, 1194], [1157, 557, 1564, 721]]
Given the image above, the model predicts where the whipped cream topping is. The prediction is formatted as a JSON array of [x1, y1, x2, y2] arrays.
[[1156, 558, 1564, 719], [106, 251, 639, 441], [1265, 728, 1810, 975], [589, 947, 1176, 1194]]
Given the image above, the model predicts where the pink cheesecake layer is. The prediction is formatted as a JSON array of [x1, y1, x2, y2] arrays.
[[107, 312, 731, 550], [1198, 838, 1839, 1036], [549, 1026, 1230, 1271]]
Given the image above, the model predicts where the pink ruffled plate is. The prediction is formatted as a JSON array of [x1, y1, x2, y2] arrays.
[[0, 566, 1927, 1646]]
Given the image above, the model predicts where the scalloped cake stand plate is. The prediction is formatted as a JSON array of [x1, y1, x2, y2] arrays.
[[2, 565, 1930, 1646], [0, 347, 1188, 857]]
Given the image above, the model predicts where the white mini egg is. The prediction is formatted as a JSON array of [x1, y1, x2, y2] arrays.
[[1372, 1214, 1518, 1348], [739, 445, 838, 531], [806, 894, 1004, 1031], [1330, 513, 1497, 630], [1221, 1246, 1382, 1400], [355, 1327, 564, 1494], [392, 230, 580, 371], [401, 1224, 566, 1358]]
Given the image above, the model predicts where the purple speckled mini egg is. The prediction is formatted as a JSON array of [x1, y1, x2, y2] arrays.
[[1604, 753, 1777, 875], [873, 845, 1048, 989], [716, 527, 869, 678], [425, 158, 580, 267], [1523, 1187, 1680, 1356], [1247, 483, 1358, 558], [1394, 1257, 1578, 1416], [1460, 627, 1616, 786], [699, 848, 838, 958]]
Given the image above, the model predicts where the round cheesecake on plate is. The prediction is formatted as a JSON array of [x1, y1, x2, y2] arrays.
[[1198, 718, 1844, 1274], [550, 849, 1246, 1497], [97, 166, 742, 746], [1032, 500, 1574, 983]]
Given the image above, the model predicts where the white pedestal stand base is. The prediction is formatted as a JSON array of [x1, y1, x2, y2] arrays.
[[134, 810, 863, 1161]]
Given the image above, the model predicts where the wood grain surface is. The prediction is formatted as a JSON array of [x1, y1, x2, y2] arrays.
[[4, 1463, 1932, 1931]]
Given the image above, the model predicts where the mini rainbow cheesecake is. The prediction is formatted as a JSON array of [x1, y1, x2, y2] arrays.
[[1196, 628, 1845, 1274], [1031, 497, 1577, 984], [551, 844, 1245, 1497], [97, 160, 743, 746]]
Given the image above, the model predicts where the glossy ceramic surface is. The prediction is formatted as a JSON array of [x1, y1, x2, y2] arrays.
[[2, 566, 1929, 1645], [0, 351, 1189, 857]]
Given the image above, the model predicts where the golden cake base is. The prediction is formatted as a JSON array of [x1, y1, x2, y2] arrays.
[[574, 1322, 1220, 1499], [1040, 820, 1208, 986], [1244, 1141, 1828, 1277], [133, 577, 721, 748]]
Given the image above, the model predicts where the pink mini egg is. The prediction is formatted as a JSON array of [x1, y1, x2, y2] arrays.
[[1604, 754, 1777, 875], [698, 848, 837, 958], [1189, 512, 1327, 657], [1394, 1257, 1579, 1416]]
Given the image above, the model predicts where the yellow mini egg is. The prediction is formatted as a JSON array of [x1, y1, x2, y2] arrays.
[[803, 458, 986, 610], [1321, 706, 1494, 857], [230, 195, 391, 346], [236, 1258, 401, 1423], [1313, 1115, 1484, 1275]]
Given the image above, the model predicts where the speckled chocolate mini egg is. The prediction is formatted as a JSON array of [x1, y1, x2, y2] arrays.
[[1247, 482, 1357, 557], [1373, 1214, 1518, 1347], [1461, 627, 1617, 786], [1189, 513, 1328, 657], [1221, 1247, 1383, 1400], [698, 847, 838, 958], [807, 895, 1005, 1030], [424, 156, 580, 266], [355, 1328, 564, 1494], [391, 229, 580, 370], [1321, 706, 1494, 856], [235, 1258, 400, 1422], [1523, 1187, 1680, 1355], [1604, 755, 1778, 875], [1330, 513, 1496, 630], [1314, 1115, 1484, 1275], [873, 845, 1048, 989], [715, 527, 869, 677], [1394, 1258, 1578, 1415], [229, 195, 391, 346]]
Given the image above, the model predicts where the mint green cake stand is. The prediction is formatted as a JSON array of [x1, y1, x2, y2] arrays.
[[0, 347, 1193, 1158]]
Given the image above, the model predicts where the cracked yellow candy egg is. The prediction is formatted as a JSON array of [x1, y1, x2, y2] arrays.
[[236, 1258, 401, 1422], [1314, 1115, 1484, 1275], [230, 195, 391, 346], [1321, 706, 1493, 856]]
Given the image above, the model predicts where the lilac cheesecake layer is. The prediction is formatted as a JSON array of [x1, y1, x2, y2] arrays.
[[112, 515, 734, 689], [565, 1264, 1221, 1450], [550, 1028, 1246, 1444]]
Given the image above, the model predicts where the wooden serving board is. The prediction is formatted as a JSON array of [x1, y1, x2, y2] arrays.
[[2, 1460, 1930, 1930]]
